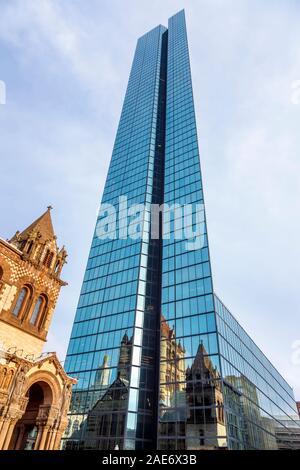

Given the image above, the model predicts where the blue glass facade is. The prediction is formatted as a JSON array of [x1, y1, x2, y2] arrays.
[[63, 10, 299, 450], [215, 295, 299, 449], [64, 23, 168, 450], [158, 11, 219, 450]]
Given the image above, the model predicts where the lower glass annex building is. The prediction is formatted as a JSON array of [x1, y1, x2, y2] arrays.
[[62, 10, 299, 450]]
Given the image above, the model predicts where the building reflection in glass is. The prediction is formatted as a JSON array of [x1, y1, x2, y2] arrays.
[[63, 331, 132, 449], [83, 332, 131, 450], [158, 317, 227, 450], [63, 310, 299, 451]]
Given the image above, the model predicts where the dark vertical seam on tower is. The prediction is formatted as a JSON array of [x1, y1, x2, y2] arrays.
[[153, 28, 168, 449]]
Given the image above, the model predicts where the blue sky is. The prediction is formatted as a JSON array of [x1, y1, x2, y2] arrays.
[[0, 0, 300, 397]]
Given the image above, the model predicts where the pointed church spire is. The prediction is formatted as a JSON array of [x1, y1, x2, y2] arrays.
[[10, 206, 55, 245], [8, 207, 67, 279], [121, 330, 129, 343]]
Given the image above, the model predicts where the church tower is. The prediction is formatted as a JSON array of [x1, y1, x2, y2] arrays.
[[0, 206, 67, 356], [0, 208, 76, 450]]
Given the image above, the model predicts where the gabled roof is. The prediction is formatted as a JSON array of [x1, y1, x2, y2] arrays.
[[90, 376, 129, 412], [34, 351, 77, 384], [11, 206, 55, 243]]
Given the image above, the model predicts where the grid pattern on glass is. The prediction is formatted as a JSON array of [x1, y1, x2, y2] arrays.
[[61, 8, 300, 452], [63, 24, 167, 450], [157, 10, 225, 451], [214, 295, 300, 450]]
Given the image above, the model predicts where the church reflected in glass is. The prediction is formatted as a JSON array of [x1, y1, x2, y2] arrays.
[[62, 10, 300, 450]]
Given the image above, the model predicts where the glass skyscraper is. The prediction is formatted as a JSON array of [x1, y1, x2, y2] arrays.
[[62, 10, 299, 450]]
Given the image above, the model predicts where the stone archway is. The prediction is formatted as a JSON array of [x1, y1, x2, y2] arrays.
[[0, 354, 76, 451], [9, 380, 54, 450]]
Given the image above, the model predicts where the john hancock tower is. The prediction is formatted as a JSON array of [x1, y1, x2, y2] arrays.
[[63, 10, 300, 450]]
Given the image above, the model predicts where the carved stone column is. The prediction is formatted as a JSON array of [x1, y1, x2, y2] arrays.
[[39, 425, 51, 450], [53, 430, 63, 450], [0, 402, 10, 434], [46, 428, 57, 450], [2, 418, 18, 450], [34, 404, 59, 450], [34, 425, 44, 450], [0, 414, 7, 437], [0, 419, 11, 449], [44, 427, 54, 450], [15, 424, 26, 450]]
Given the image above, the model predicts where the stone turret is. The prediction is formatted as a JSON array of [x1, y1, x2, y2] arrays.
[[0, 207, 67, 356]]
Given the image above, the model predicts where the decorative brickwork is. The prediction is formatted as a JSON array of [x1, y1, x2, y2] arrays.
[[0, 207, 67, 355], [0, 208, 76, 450]]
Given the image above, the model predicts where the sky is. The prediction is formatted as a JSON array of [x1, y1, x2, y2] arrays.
[[0, 0, 300, 398]]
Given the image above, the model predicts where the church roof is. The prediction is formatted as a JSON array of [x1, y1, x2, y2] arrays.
[[12, 206, 55, 243]]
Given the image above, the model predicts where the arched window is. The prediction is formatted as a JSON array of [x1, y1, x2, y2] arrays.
[[55, 261, 60, 273], [30, 295, 47, 326], [27, 241, 33, 254], [43, 250, 54, 268], [12, 285, 33, 318], [20, 240, 26, 251], [13, 287, 27, 317], [30, 297, 42, 325], [0, 267, 3, 290]]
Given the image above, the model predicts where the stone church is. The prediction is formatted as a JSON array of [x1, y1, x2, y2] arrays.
[[0, 207, 76, 450]]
